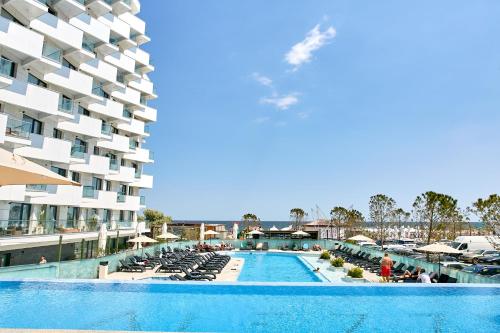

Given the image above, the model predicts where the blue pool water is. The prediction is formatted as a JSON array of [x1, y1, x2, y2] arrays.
[[234, 252, 322, 282], [0, 281, 498, 332]]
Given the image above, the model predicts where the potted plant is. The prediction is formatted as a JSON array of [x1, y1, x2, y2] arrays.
[[319, 250, 331, 260], [344, 266, 366, 282], [329, 257, 345, 271]]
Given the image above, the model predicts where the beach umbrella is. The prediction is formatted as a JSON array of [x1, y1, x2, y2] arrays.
[[269, 225, 279, 231], [415, 243, 461, 275], [204, 230, 219, 244], [157, 232, 179, 247], [200, 223, 205, 241], [246, 230, 264, 235], [292, 230, 310, 248], [128, 235, 158, 248], [348, 235, 374, 243], [161, 223, 168, 235], [232, 223, 239, 240], [0, 147, 80, 186], [97, 223, 107, 254]]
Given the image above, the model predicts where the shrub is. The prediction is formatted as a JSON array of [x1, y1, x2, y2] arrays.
[[330, 257, 344, 267], [347, 266, 364, 278], [319, 251, 331, 260]]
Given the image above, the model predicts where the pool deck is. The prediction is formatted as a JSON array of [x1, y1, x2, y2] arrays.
[[106, 257, 244, 282]]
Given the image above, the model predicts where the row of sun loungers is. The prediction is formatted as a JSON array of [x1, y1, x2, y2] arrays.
[[331, 246, 458, 283], [117, 247, 231, 281]]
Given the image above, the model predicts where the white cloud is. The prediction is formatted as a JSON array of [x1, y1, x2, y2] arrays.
[[285, 24, 336, 70], [260, 93, 299, 110], [254, 116, 270, 123], [251, 72, 273, 87]]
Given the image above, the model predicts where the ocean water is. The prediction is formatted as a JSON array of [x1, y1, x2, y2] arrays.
[[0, 281, 498, 332]]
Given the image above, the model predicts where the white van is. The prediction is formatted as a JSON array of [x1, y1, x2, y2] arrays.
[[451, 236, 499, 253]]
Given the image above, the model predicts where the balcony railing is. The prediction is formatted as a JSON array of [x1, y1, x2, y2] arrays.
[[36, 0, 49, 6], [109, 159, 119, 170], [117, 194, 126, 202], [82, 38, 95, 53], [134, 168, 142, 178], [101, 123, 111, 135], [122, 0, 132, 6], [5, 117, 31, 139], [123, 108, 132, 118], [0, 220, 29, 236], [149, 150, 154, 160], [0, 58, 16, 78], [129, 139, 137, 150], [92, 85, 108, 98], [71, 144, 86, 158], [42, 43, 62, 63], [140, 96, 147, 106], [117, 220, 133, 229], [58, 96, 74, 114], [0, 219, 105, 237], [140, 196, 145, 205], [26, 184, 48, 192], [82, 186, 96, 198]]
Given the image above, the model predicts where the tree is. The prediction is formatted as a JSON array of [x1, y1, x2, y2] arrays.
[[290, 208, 307, 230], [330, 206, 349, 240], [392, 208, 410, 241], [242, 213, 260, 232], [345, 208, 364, 238], [143, 209, 172, 238], [369, 194, 396, 247], [412, 191, 456, 244], [472, 194, 500, 235]]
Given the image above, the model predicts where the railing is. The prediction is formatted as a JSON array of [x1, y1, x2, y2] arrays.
[[36, 0, 49, 6], [134, 168, 142, 178], [0, 220, 29, 236], [140, 96, 147, 106], [144, 125, 150, 134], [5, 117, 31, 139], [129, 139, 137, 150], [82, 186, 96, 198], [117, 220, 133, 229], [109, 36, 121, 46], [82, 39, 95, 53], [149, 150, 154, 160], [122, 0, 132, 6], [71, 144, 86, 158], [42, 43, 62, 63], [75, 0, 86, 4], [140, 196, 145, 205], [101, 123, 111, 135], [92, 85, 108, 98], [109, 159, 119, 170], [26, 184, 48, 192], [58, 96, 74, 114], [0, 58, 16, 78], [117, 194, 126, 202], [117, 73, 125, 84], [122, 108, 132, 118]]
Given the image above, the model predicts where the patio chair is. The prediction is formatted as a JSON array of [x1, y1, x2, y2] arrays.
[[118, 259, 145, 272], [256, 243, 263, 250], [262, 242, 269, 251], [302, 243, 310, 251]]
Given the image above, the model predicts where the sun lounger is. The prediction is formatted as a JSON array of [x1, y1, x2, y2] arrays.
[[262, 242, 269, 251], [118, 259, 145, 272], [256, 243, 263, 250], [302, 243, 310, 251]]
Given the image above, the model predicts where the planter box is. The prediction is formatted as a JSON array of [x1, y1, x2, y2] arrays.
[[342, 276, 369, 283], [328, 266, 346, 272]]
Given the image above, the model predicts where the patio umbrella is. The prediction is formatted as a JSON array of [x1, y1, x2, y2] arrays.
[[348, 235, 374, 243], [97, 223, 107, 254], [157, 232, 179, 246], [0, 147, 80, 186], [128, 235, 158, 252], [415, 243, 461, 275], [200, 223, 205, 241], [232, 223, 239, 240], [292, 230, 310, 249], [269, 225, 279, 231], [246, 230, 264, 235], [204, 230, 219, 244]]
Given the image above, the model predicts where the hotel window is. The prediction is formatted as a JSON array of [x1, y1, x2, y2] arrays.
[[50, 166, 67, 177], [103, 209, 111, 223], [66, 207, 79, 228], [93, 146, 100, 155], [27, 73, 47, 88], [22, 115, 42, 135], [92, 177, 102, 191], [0, 56, 16, 78], [71, 171, 80, 183], [53, 128, 63, 139], [105, 180, 112, 191], [78, 106, 90, 116]]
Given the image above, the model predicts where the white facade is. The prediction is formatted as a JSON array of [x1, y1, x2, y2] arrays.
[[0, 0, 155, 247]]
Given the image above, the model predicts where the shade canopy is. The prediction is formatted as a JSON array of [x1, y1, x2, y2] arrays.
[[348, 235, 374, 242], [292, 230, 310, 237], [204, 230, 220, 236], [247, 230, 264, 235], [128, 235, 158, 243], [415, 243, 461, 254], [0, 147, 80, 186], [157, 232, 179, 240], [281, 225, 292, 231], [269, 226, 279, 231]]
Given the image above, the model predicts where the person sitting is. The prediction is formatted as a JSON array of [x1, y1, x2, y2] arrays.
[[313, 267, 320, 272], [401, 266, 421, 281], [417, 269, 431, 283], [39, 256, 47, 264]]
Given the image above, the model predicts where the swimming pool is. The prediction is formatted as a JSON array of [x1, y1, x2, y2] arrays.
[[233, 252, 322, 282], [0, 281, 498, 332]]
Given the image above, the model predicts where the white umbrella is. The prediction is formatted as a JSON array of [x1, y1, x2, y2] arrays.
[[246, 230, 264, 235], [0, 147, 80, 186], [415, 243, 461, 275], [348, 235, 374, 242], [281, 225, 292, 231], [204, 229, 219, 244], [157, 232, 179, 240], [292, 230, 310, 237], [161, 223, 168, 235], [200, 223, 205, 241], [232, 223, 239, 240], [97, 223, 107, 254], [128, 235, 158, 249], [269, 225, 279, 231]]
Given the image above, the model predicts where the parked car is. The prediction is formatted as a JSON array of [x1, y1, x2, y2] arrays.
[[440, 262, 471, 270], [462, 265, 500, 277], [478, 253, 500, 265], [460, 250, 499, 264]]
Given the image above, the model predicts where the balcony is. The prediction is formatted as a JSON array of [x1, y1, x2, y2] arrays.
[[0, 58, 16, 82], [3, 0, 48, 22], [86, 97, 123, 121], [84, 0, 112, 17], [26, 183, 82, 206], [44, 66, 93, 97], [109, 158, 119, 170], [101, 122, 111, 135], [130, 174, 153, 189], [117, 118, 145, 136], [30, 13, 84, 50], [134, 167, 142, 179], [116, 220, 133, 229], [111, 0, 131, 15], [5, 117, 31, 139], [69, 13, 110, 44], [0, 220, 29, 237], [104, 51, 135, 74], [133, 105, 157, 122], [96, 133, 130, 153], [82, 185, 96, 198], [42, 42, 62, 63], [0, 15, 44, 63], [122, 108, 132, 119], [14, 134, 71, 163], [97, 12, 130, 39], [80, 58, 117, 84], [140, 195, 145, 205], [123, 147, 152, 163], [112, 85, 141, 106], [52, 0, 86, 19], [71, 144, 86, 159], [117, 193, 125, 202], [129, 138, 137, 150], [69, 154, 110, 175], [105, 165, 135, 183], [57, 114, 102, 138], [149, 151, 154, 161], [26, 184, 48, 192], [58, 96, 74, 114]]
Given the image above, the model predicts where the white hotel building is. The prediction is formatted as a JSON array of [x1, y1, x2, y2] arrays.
[[0, 0, 156, 266]]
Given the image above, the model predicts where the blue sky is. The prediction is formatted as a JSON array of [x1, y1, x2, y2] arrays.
[[139, 0, 500, 220]]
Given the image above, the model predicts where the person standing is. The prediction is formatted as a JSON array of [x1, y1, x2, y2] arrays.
[[380, 253, 393, 282]]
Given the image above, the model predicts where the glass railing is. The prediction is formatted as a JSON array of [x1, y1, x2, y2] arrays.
[[0, 58, 16, 78], [92, 85, 107, 98], [109, 159, 119, 170], [140, 196, 145, 205], [5, 117, 31, 139], [144, 125, 150, 134], [82, 39, 95, 53], [75, 0, 85, 5], [58, 96, 74, 113], [117, 194, 126, 202], [82, 186, 96, 198], [101, 123, 111, 135], [149, 150, 154, 160], [36, 0, 49, 6], [117, 73, 125, 84], [140, 96, 147, 106], [71, 144, 86, 158], [123, 0, 132, 6], [129, 139, 137, 150], [109, 36, 120, 46], [117, 221, 133, 229], [122, 108, 132, 118], [42, 43, 62, 63], [134, 168, 142, 178], [26, 184, 48, 192], [0, 220, 29, 236]]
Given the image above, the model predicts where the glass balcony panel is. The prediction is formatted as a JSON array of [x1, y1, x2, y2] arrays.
[[134, 168, 142, 178], [0, 220, 29, 236], [129, 139, 137, 150], [101, 123, 111, 135], [58, 96, 74, 113], [71, 144, 86, 158], [140, 196, 145, 205], [0, 58, 16, 78], [82, 39, 95, 53], [123, 108, 132, 118], [109, 159, 119, 170], [149, 151, 154, 160], [82, 186, 96, 198], [144, 125, 150, 134], [117, 194, 126, 202], [42, 43, 62, 63], [5, 117, 31, 139], [26, 184, 48, 192], [117, 220, 133, 229]]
